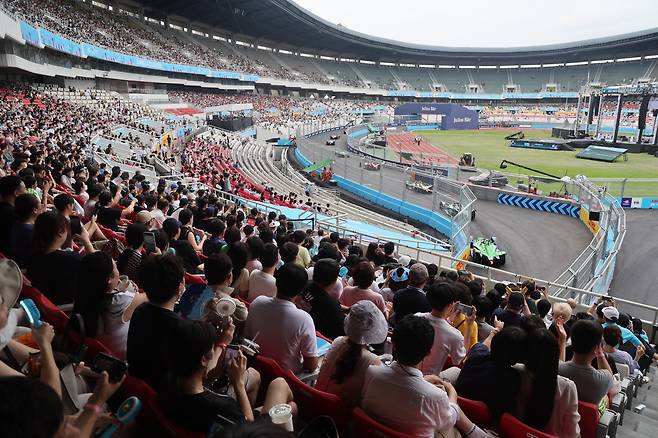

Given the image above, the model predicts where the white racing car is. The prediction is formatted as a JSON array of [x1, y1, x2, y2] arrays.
[[405, 180, 433, 194]]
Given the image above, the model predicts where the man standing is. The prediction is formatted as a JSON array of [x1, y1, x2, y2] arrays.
[[393, 263, 431, 323]]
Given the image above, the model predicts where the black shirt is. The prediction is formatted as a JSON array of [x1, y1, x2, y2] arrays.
[[455, 343, 521, 420], [0, 202, 16, 256], [161, 388, 244, 433], [392, 287, 431, 323], [171, 239, 202, 274], [302, 282, 345, 340], [27, 250, 82, 305], [127, 303, 182, 392], [97, 206, 122, 231], [9, 222, 33, 268]]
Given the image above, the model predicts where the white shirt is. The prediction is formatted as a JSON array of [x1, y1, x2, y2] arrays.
[[415, 313, 466, 375], [247, 270, 277, 302], [361, 362, 459, 438], [245, 296, 317, 372]]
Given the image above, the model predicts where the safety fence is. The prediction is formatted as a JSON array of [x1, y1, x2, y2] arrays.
[[293, 122, 641, 320]]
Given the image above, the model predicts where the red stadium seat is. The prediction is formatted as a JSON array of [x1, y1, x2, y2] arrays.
[[457, 396, 492, 428], [283, 369, 348, 433], [252, 354, 287, 387], [97, 224, 127, 245], [499, 413, 558, 438], [351, 407, 418, 438], [578, 401, 600, 438], [19, 284, 69, 332]]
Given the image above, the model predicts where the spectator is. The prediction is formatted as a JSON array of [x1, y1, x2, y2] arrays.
[[291, 230, 311, 268], [601, 306, 643, 350], [392, 263, 431, 323], [203, 218, 226, 257], [74, 251, 148, 359], [340, 261, 387, 315], [417, 283, 471, 374], [493, 291, 527, 327], [28, 211, 92, 305], [96, 190, 134, 231], [558, 320, 614, 404], [315, 300, 387, 408], [456, 326, 524, 419], [247, 243, 279, 302], [202, 253, 248, 322], [602, 325, 643, 374], [301, 258, 346, 340], [127, 254, 185, 391], [382, 241, 397, 264], [9, 193, 40, 268], [279, 241, 299, 265], [517, 329, 580, 438], [451, 282, 478, 350], [116, 222, 146, 283], [179, 209, 205, 253], [0, 175, 26, 255], [161, 319, 296, 433], [473, 295, 494, 342], [245, 263, 318, 373], [163, 218, 203, 274], [227, 242, 250, 299], [244, 235, 264, 273], [361, 315, 488, 438]]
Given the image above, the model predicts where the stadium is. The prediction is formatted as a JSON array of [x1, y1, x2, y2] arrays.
[[0, 0, 657, 436]]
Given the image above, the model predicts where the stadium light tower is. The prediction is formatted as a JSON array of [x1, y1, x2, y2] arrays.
[[499, 160, 562, 180]]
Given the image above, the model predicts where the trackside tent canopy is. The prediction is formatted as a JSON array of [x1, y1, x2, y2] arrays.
[[302, 159, 334, 173]]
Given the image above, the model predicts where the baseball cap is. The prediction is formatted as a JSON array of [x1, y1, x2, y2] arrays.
[[136, 210, 154, 223], [409, 263, 428, 284], [602, 306, 620, 321], [398, 255, 411, 268]]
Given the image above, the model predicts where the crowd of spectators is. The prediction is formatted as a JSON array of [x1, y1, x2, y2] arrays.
[[0, 77, 655, 438]]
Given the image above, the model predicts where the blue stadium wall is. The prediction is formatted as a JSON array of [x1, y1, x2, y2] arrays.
[[394, 103, 478, 130]]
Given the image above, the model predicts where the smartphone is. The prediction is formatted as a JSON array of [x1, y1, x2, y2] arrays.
[[456, 303, 474, 317], [90, 353, 127, 383], [143, 231, 156, 253], [70, 216, 82, 236], [223, 345, 241, 367]]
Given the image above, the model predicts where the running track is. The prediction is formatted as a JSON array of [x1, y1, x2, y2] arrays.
[[386, 132, 459, 166]]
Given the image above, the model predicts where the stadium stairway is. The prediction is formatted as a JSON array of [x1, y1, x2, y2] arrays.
[[616, 367, 658, 438], [224, 130, 448, 247]]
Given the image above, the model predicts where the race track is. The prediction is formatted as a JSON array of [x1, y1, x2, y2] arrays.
[[609, 210, 658, 307], [300, 131, 592, 281]]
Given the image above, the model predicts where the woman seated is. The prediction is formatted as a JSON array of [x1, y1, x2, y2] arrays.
[[340, 261, 387, 316], [315, 300, 387, 408], [74, 252, 148, 359], [516, 328, 580, 438], [162, 320, 296, 434]]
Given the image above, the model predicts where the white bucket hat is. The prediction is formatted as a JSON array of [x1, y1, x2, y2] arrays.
[[344, 300, 388, 345]]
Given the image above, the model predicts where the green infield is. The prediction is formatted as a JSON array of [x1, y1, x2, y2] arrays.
[[416, 129, 658, 197]]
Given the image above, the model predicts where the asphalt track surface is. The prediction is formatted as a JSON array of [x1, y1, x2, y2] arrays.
[[301, 132, 592, 282], [609, 210, 658, 308]]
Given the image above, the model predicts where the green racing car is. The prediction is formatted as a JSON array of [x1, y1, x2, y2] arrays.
[[470, 237, 506, 268]]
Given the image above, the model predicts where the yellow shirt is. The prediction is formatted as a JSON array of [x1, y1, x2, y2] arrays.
[[452, 313, 478, 350]]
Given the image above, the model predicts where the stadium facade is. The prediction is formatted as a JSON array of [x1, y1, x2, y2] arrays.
[[0, 0, 657, 101]]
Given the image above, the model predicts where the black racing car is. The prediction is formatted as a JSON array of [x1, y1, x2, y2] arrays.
[[330, 134, 340, 140], [326, 140, 336, 145]]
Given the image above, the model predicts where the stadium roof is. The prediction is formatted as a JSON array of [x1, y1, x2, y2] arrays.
[[135, 0, 658, 64]]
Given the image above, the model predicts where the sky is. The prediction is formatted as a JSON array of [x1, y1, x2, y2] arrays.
[[293, 0, 658, 48]]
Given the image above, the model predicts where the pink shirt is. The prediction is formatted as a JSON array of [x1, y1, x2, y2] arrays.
[[340, 286, 386, 314]]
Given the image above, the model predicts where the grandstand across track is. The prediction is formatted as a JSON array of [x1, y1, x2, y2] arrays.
[[300, 130, 593, 281]]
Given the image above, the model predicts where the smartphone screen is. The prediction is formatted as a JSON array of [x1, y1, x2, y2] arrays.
[[91, 353, 127, 383], [143, 231, 156, 253], [70, 216, 82, 236], [223, 345, 241, 367], [456, 303, 474, 317]]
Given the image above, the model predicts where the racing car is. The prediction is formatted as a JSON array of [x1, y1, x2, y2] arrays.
[[326, 139, 336, 145], [334, 150, 349, 158], [405, 180, 432, 194], [468, 170, 509, 188], [363, 161, 381, 171], [469, 236, 506, 267], [329, 134, 341, 140]]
